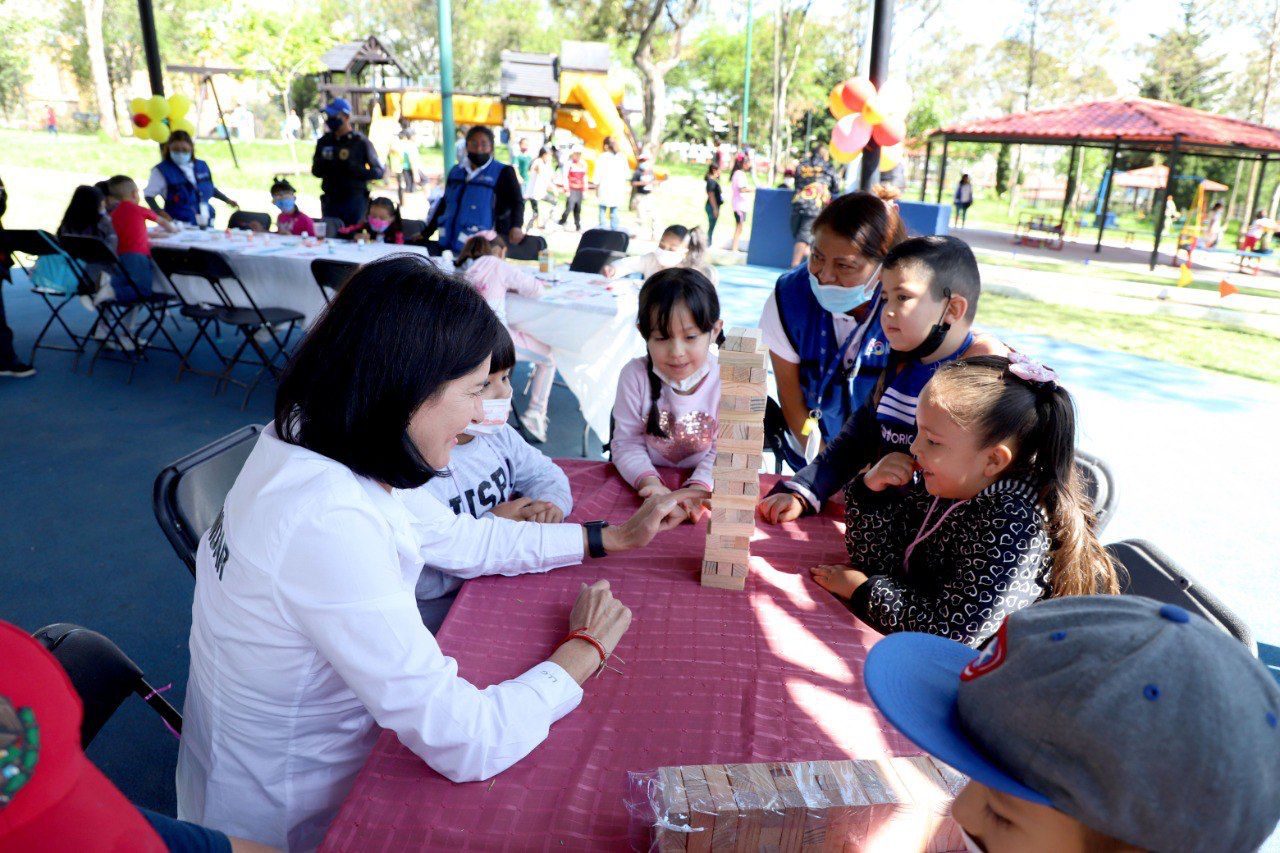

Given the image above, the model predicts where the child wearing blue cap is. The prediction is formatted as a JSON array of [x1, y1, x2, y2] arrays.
[[864, 595, 1280, 852], [811, 354, 1119, 647]]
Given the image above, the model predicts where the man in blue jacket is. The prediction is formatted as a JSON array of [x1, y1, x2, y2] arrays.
[[424, 126, 525, 252]]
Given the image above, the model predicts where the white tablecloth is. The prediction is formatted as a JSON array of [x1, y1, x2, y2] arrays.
[[150, 230, 641, 437]]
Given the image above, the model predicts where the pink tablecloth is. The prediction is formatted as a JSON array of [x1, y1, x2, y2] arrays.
[[322, 460, 921, 851]]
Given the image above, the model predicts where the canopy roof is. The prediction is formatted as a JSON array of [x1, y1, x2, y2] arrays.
[[934, 98, 1280, 156]]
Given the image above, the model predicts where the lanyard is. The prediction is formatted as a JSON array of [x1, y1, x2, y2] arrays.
[[902, 496, 970, 572], [803, 292, 880, 437]]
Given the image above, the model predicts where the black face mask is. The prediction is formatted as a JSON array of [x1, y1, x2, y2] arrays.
[[325, 116, 344, 132], [896, 288, 953, 362], [467, 151, 490, 168]]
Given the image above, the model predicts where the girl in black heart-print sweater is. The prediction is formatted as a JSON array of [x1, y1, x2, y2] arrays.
[[812, 354, 1119, 647]]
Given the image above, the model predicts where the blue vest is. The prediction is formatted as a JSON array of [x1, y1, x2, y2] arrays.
[[774, 264, 889, 442], [440, 159, 504, 252], [157, 158, 215, 225]]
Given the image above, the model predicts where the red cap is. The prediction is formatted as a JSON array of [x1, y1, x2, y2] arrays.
[[0, 621, 166, 852]]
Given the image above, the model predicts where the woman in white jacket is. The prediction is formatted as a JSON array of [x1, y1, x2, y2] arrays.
[[176, 255, 696, 851]]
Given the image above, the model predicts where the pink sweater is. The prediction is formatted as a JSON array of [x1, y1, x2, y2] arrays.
[[611, 353, 720, 490], [461, 255, 541, 323], [276, 210, 316, 237]]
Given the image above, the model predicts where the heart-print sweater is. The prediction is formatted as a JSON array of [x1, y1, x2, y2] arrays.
[[843, 474, 1052, 648]]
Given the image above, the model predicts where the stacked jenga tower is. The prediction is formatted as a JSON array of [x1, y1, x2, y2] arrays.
[[701, 328, 769, 591]]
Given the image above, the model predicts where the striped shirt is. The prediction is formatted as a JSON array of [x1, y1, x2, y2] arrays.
[[875, 332, 974, 452]]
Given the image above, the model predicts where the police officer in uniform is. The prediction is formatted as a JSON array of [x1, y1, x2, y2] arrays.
[[311, 98, 385, 227], [424, 126, 525, 253]]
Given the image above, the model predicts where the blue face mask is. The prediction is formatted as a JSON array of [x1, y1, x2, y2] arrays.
[[808, 263, 881, 314], [171, 151, 192, 166], [273, 197, 296, 212]]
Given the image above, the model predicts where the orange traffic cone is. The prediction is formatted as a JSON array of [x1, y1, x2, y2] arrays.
[[1219, 279, 1239, 298]]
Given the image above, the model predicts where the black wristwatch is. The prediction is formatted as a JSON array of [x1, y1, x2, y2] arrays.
[[584, 520, 609, 558]]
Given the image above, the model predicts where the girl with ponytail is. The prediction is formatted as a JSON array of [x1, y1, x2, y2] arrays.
[[611, 268, 724, 523], [810, 353, 1118, 647]]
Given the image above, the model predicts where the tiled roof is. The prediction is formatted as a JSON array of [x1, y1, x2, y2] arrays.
[[937, 98, 1280, 153]]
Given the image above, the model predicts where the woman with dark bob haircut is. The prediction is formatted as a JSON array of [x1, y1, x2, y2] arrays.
[[176, 255, 696, 849]]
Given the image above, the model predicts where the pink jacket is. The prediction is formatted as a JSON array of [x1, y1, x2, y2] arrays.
[[611, 354, 720, 490], [461, 255, 541, 323]]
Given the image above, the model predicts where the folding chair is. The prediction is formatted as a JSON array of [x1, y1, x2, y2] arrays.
[[57, 235, 182, 382], [32, 623, 182, 747], [1074, 448, 1117, 533], [184, 248, 303, 409], [151, 245, 233, 382], [505, 234, 547, 262], [310, 258, 358, 305], [0, 229, 88, 364], [1108, 539, 1255, 653], [154, 424, 263, 576], [424, 239, 444, 257], [569, 247, 619, 274], [227, 210, 272, 231], [576, 228, 629, 254]]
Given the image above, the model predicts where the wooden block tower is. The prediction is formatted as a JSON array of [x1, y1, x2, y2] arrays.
[[701, 328, 768, 590]]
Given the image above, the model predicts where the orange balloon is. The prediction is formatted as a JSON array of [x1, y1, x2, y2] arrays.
[[871, 115, 905, 147], [841, 77, 876, 113]]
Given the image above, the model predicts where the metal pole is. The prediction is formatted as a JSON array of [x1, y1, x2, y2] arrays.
[[920, 136, 933, 201], [935, 137, 949, 205], [206, 75, 240, 169], [1095, 137, 1121, 253], [1252, 154, 1269, 218], [137, 0, 164, 95], [1059, 140, 1078, 229], [859, 0, 893, 189], [438, 0, 457, 173], [1149, 134, 1181, 269], [740, 0, 753, 148]]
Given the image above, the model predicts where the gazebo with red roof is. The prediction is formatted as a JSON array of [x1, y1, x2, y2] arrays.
[[923, 98, 1280, 268]]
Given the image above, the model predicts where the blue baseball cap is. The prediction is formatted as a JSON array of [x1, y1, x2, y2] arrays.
[[864, 595, 1280, 851], [323, 98, 352, 117]]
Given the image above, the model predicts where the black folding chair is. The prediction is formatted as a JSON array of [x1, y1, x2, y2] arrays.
[[569, 247, 620, 274], [1074, 448, 1117, 533], [505, 234, 547, 262], [227, 210, 272, 231], [424, 239, 444, 257], [184, 248, 304, 409], [57, 235, 182, 382], [33, 623, 182, 747], [0, 229, 89, 364], [401, 219, 425, 241], [1108, 539, 1255, 652], [310, 258, 358, 305], [154, 424, 263, 576], [151, 245, 233, 382], [577, 227, 629, 254]]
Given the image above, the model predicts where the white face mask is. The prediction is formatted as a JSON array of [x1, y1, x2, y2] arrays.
[[463, 396, 512, 436], [654, 248, 684, 268], [655, 360, 711, 393], [960, 827, 984, 853]]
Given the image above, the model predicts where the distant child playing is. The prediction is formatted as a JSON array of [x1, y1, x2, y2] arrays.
[[611, 268, 723, 523], [811, 354, 1119, 647], [270, 176, 316, 236], [604, 224, 718, 285], [106, 174, 175, 301], [455, 232, 557, 444], [339, 196, 405, 244]]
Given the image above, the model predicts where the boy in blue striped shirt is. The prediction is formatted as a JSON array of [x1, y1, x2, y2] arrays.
[[759, 235, 1006, 521]]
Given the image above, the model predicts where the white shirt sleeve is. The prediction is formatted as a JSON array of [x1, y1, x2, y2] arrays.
[[273, 501, 582, 784], [143, 166, 167, 202], [496, 427, 574, 515], [759, 291, 800, 364]]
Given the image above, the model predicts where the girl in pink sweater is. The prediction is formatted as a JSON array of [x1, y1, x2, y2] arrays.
[[611, 268, 723, 523], [456, 233, 557, 443]]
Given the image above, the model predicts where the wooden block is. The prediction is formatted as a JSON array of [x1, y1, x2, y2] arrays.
[[657, 765, 691, 852], [720, 380, 766, 399], [717, 437, 765, 455], [710, 507, 753, 525], [728, 562, 749, 578], [701, 573, 746, 590], [744, 454, 762, 470], [765, 764, 808, 851], [717, 422, 750, 440], [718, 349, 768, 367], [726, 764, 767, 852], [750, 367, 767, 383], [712, 465, 759, 484], [700, 765, 739, 849], [721, 327, 763, 352], [704, 547, 750, 566], [708, 520, 754, 538], [718, 407, 767, 423], [709, 492, 757, 510], [680, 765, 716, 853]]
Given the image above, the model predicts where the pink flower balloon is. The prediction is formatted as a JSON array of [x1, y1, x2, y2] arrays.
[[831, 114, 873, 154]]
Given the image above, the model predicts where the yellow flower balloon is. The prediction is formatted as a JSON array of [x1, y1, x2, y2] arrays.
[[831, 144, 858, 165], [129, 97, 147, 118], [148, 121, 171, 144], [146, 95, 169, 121], [171, 118, 196, 137], [167, 94, 191, 119], [879, 143, 903, 172], [861, 99, 884, 126], [828, 84, 852, 120], [134, 123, 151, 139]]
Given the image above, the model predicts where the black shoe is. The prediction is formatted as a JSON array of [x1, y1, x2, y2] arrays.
[[0, 361, 36, 378]]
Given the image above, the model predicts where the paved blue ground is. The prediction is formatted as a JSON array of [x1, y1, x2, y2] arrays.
[[2, 265, 1277, 824]]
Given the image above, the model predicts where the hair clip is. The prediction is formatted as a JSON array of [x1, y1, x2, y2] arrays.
[[1008, 351, 1058, 388]]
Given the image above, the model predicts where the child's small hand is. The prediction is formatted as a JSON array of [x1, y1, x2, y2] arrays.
[[524, 500, 565, 523], [809, 564, 868, 600], [492, 497, 534, 520], [864, 453, 916, 492], [678, 491, 710, 525], [636, 478, 670, 500], [757, 492, 804, 524]]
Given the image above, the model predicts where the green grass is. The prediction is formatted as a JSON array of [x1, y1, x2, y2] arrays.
[[981, 292, 1280, 384]]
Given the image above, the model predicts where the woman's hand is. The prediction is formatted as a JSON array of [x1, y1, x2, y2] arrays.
[[809, 564, 868, 600], [636, 477, 670, 499], [492, 497, 534, 520], [551, 580, 633, 685], [599, 487, 696, 553], [757, 491, 804, 524], [864, 453, 916, 492]]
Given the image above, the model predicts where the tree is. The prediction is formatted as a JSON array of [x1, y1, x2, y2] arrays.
[[82, 0, 119, 139], [0, 8, 42, 119], [768, 0, 815, 181], [1137, 1, 1227, 110], [633, 0, 703, 150]]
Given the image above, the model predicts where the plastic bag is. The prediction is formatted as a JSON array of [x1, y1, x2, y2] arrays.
[[625, 756, 968, 852]]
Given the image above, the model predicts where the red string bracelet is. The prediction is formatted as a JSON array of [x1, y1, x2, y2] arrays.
[[556, 629, 608, 670]]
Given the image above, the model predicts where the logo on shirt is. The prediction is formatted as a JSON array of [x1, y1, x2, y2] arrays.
[[0, 696, 38, 807], [448, 465, 513, 517], [208, 509, 229, 581], [960, 619, 1009, 682], [338, 148, 350, 161]]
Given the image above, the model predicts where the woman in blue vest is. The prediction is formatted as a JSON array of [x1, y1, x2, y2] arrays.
[[143, 130, 239, 227], [423, 126, 525, 253], [757, 186, 907, 469]]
